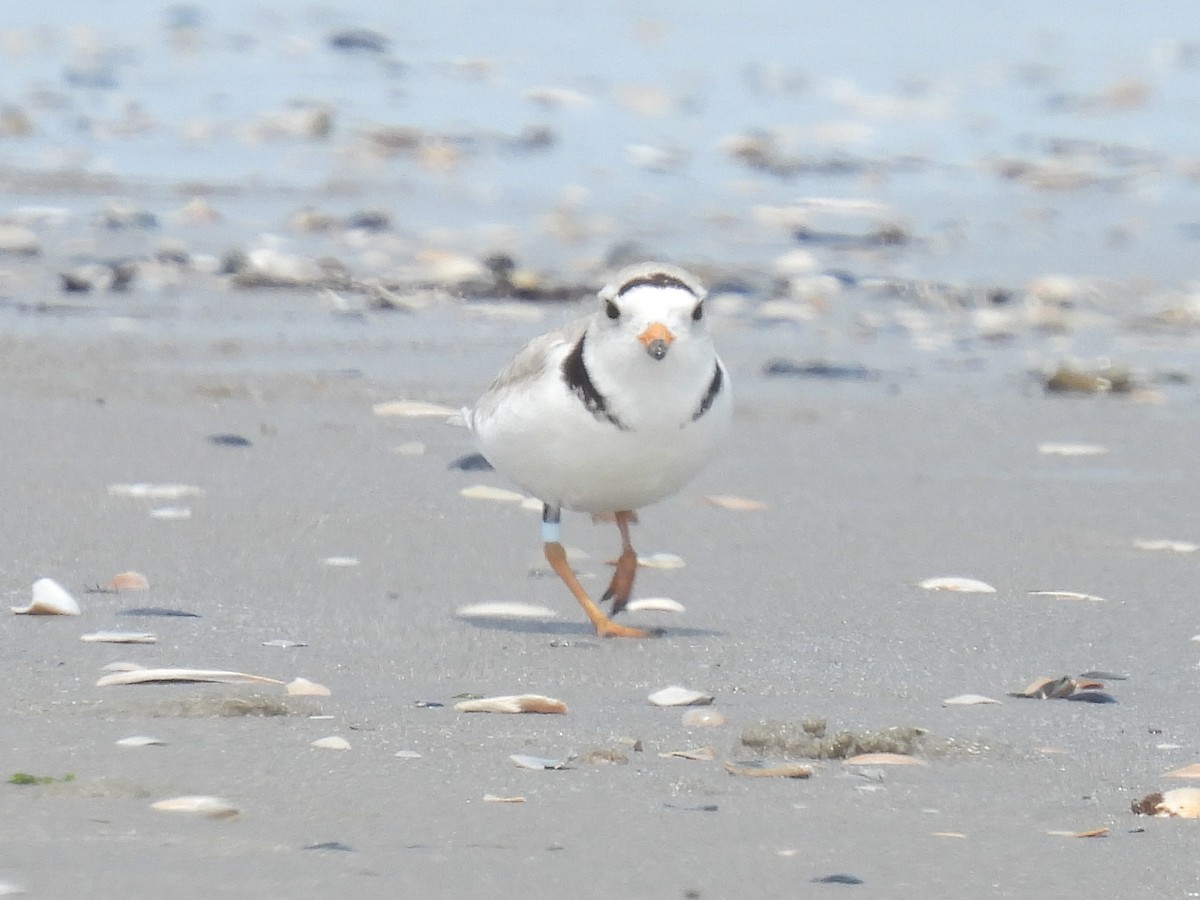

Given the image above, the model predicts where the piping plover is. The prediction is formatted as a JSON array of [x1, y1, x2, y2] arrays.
[[468, 262, 731, 638]]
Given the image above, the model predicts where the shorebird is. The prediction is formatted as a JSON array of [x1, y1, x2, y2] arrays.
[[467, 262, 731, 637]]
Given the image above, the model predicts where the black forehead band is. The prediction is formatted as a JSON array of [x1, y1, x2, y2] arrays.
[[615, 273, 699, 298]]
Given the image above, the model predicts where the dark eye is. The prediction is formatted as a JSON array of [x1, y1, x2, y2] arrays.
[[605, 299, 620, 319], [691, 301, 703, 321]]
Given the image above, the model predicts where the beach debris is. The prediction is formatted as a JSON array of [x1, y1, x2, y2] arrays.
[[207, 433, 252, 447], [97, 668, 285, 687], [725, 761, 812, 778], [637, 552, 686, 570], [262, 639, 307, 649], [812, 874, 864, 885], [1132, 788, 1200, 818], [484, 794, 527, 803], [459, 484, 527, 503], [80, 631, 156, 644], [1037, 442, 1109, 457], [762, 358, 880, 381], [116, 735, 166, 748], [1163, 764, 1200, 779], [510, 754, 571, 770], [919, 576, 996, 593], [454, 694, 568, 714], [287, 677, 331, 696], [118, 606, 200, 617], [942, 694, 1001, 706], [580, 749, 629, 765], [456, 602, 559, 620], [311, 736, 350, 751], [740, 721, 927, 760], [1048, 827, 1109, 838], [681, 708, 727, 727], [394, 750, 422, 760], [660, 747, 716, 761], [9, 772, 74, 786], [648, 686, 714, 707], [322, 556, 360, 567], [624, 598, 685, 614], [1028, 590, 1107, 602], [303, 841, 355, 852], [372, 400, 459, 418], [1133, 538, 1198, 553], [1044, 363, 1134, 394], [704, 495, 768, 511], [150, 506, 192, 520], [109, 571, 150, 590], [449, 452, 494, 471], [12, 578, 81, 615], [108, 482, 204, 499], [151, 795, 239, 819], [1008, 675, 1117, 703], [844, 753, 927, 766], [663, 802, 719, 813]]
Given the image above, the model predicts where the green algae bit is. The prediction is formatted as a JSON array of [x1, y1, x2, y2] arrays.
[[9, 772, 75, 786]]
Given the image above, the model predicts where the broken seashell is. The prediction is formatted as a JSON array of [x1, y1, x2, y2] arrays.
[[454, 694, 568, 714], [109, 571, 150, 590], [12, 578, 81, 616], [456, 602, 559, 620], [1133, 539, 1198, 553], [660, 747, 716, 761], [1011, 676, 1077, 699], [287, 677, 331, 696], [580, 749, 629, 765], [648, 686, 714, 707], [152, 795, 238, 818], [724, 761, 812, 778], [459, 484, 527, 503], [624, 597, 685, 614], [80, 631, 156, 644], [150, 506, 192, 520], [108, 482, 204, 499], [312, 736, 350, 750], [394, 750, 422, 760], [483, 794, 527, 803], [1028, 590, 1107, 602], [1164, 764, 1200, 779], [322, 556, 360, 567], [1037, 442, 1109, 457], [96, 668, 285, 687], [843, 753, 927, 766], [509, 754, 571, 770], [116, 735, 166, 748], [637, 552, 686, 569], [704, 495, 768, 511], [102, 661, 146, 672], [681, 708, 726, 727], [1132, 787, 1200, 818], [262, 639, 307, 648], [372, 400, 459, 417], [942, 694, 1001, 706], [1047, 827, 1109, 838], [919, 577, 996, 593]]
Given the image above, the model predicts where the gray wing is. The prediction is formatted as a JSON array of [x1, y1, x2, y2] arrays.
[[468, 316, 589, 431]]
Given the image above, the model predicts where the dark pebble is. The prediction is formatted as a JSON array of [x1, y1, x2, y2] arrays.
[[207, 433, 252, 447], [303, 841, 355, 852], [448, 452, 493, 471], [812, 874, 864, 885], [663, 803, 718, 813], [328, 28, 390, 53], [414, 700, 444, 709], [118, 607, 201, 618], [763, 358, 880, 381], [1066, 691, 1118, 704]]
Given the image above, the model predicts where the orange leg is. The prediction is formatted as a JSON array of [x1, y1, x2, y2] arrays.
[[543, 541, 661, 639], [601, 510, 639, 615]]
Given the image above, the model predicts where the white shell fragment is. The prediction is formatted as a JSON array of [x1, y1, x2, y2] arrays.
[[1037, 442, 1109, 457], [150, 506, 192, 520], [287, 677, 331, 696], [151, 795, 239, 818], [704, 495, 769, 511], [262, 639, 307, 648], [116, 735, 166, 748], [919, 577, 996, 593], [322, 556, 360, 567], [1028, 590, 1107, 602], [454, 694, 568, 714], [459, 484, 527, 503], [1133, 539, 1199, 553], [624, 598, 685, 614], [372, 400, 460, 417], [637, 552, 686, 570], [12, 578, 81, 616], [108, 482, 204, 499], [681, 708, 726, 727], [456, 602, 559, 620], [81, 631, 157, 644], [648, 686, 714, 707], [394, 750, 423, 760], [96, 668, 286, 687], [1135, 787, 1200, 818], [843, 753, 927, 766], [509, 754, 571, 770], [311, 736, 351, 751], [943, 694, 1001, 706], [483, 794, 527, 803]]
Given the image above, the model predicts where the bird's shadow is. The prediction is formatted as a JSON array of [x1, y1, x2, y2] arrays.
[[457, 617, 724, 639]]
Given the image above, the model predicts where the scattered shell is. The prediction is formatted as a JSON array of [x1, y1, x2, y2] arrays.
[[637, 553, 686, 570], [1134, 539, 1199, 553], [510, 754, 571, 770], [108, 483, 204, 499], [119, 606, 200, 617], [459, 484, 527, 503], [942, 694, 1001, 706], [919, 577, 996, 593], [12, 578, 81, 616], [394, 750, 422, 760], [724, 761, 813, 778], [704, 495, 768, 511], [1164, 764, 1200, 779], [102, 661, 147, 672], [287, 677, 331, 696], [1132, 787, 1200, 818], [312, 736, 350, 751], [454, 694, 568, 714], [1037, 442, 1109, 457], [483, 794, 527, 803], [1047, 828, 1109, 838], [262, 639, 307, 649], [97, 668, 285, 687], [843, 753, 927, 766], [109, 571, 150, 590], [456, 602, 559, 620], [151, 795, 239, 819], [116, 735, 166, 748], [648, 686, 714, 707], [580, 749, 629, 765], [681, 708, 727, 727], [660, 747, 716, 761], [150, 506, 192, 520], [80, 631, 157, 644], [624, 598, 685, 614], [372, 400, 459, 417], [322, 556, 360, 567], [1028, 590, 1107, 602]]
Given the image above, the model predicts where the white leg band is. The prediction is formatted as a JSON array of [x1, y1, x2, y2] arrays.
[[540, 520, 562, 544]]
